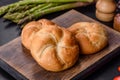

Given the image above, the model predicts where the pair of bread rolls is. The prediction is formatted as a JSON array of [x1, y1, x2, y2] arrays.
[[21, 19, 108, 72], [21, 19, 79, 72]]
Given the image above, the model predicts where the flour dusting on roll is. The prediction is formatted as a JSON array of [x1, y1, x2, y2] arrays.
[[68, 22, 108, 54]]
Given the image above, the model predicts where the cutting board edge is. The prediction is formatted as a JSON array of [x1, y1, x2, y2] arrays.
[[0, 58, 28, 80], [72, 46, 120, 80]]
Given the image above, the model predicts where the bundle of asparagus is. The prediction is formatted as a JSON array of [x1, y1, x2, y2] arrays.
[[0, 0, 94, 25]]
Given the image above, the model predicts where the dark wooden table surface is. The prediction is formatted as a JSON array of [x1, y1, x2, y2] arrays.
[[0, 0, 120, 80]]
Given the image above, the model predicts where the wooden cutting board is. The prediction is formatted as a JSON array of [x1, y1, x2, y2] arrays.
[[0, 10, 120, 80]]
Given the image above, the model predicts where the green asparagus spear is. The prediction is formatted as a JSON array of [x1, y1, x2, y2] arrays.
[[21, 0, 93, 3], [4, 4, 46, 20], [0, 0, 93, 16], [8, 4, 38, 13], [0, 1, 40, 16], [4, 3, 62, 22], [19, 2, 90, 24]]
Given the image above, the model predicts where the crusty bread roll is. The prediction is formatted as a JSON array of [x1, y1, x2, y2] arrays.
[[30, 24, 79, 72], [21, 19, 55, 50], [68, 22, 108, 54]]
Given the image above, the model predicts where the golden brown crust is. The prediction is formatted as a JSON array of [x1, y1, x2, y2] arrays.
[[68, 22, 108, 54], [30, 25, 79, 72], [21, 19, 55, 50], [38, 19, 55, 26], [21, 21, 42, 50]]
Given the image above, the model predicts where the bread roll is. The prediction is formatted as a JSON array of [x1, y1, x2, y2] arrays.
[[21, 19, 55, 50], [30, 24, 79, 72], [68, 22, 108, 54]]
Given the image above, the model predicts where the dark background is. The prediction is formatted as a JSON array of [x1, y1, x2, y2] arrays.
[[0, 0, 120, 80]]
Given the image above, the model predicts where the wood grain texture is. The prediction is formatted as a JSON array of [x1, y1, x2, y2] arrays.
[[0, 10, 120, 80]]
